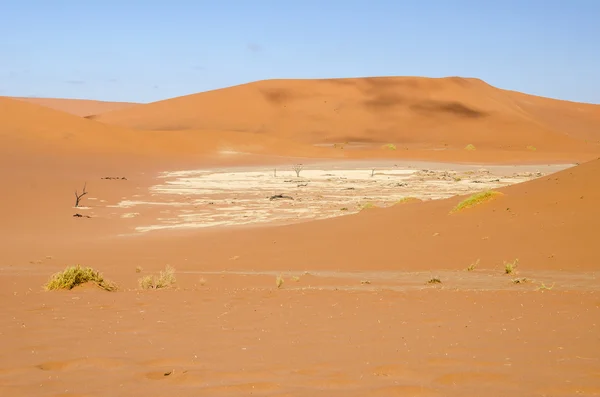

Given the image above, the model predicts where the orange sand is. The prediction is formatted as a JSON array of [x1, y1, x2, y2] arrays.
[[1, 76, 599, 396]]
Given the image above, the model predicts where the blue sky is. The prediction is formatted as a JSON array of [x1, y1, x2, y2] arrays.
[[1, 0, 598, 103]]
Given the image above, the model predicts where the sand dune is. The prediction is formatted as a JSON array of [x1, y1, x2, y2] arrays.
[[0, 96, 336, 160], [93, 77, 600, 154], [8, 96, 138, 117]]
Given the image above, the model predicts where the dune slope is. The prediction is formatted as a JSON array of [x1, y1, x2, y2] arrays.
[[8, 96, 138, 117], [0, 96, 336, 159], [93, 77, 600, 153]]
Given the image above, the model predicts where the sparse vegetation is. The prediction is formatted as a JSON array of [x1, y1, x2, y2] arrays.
[[138, 265, 176, 290], [383, 143, 397, 150], [512, 277, 530, 284], [276, 274, 284, 289], [135, 266, 143, 273], [450, 190, 501, 213], [394, 197, 420, 205], [361, 279, 371, 285], [427, 277, 442, 284], [74, 182, 88, 207], [45, 265, 116, 291], [292, 276, 300, 282], [536, 282, 555, 291], [527, 145, 537, 151], [360, 202, 376, 210], [340, 207, 348, 211], [465, 144, 476, 151], [467, 259, 479, 271], [453, 176, 462, 182], [292, 164, 304, 177], [504, 259, 519, 275]]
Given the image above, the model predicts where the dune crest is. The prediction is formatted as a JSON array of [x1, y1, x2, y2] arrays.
[[8, 96, 138, 117]]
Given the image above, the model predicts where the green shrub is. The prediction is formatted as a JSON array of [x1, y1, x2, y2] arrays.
[[45, 265, 117, 291]]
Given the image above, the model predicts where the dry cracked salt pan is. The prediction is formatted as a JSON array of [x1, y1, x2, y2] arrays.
[[108, 163, 572, 233]]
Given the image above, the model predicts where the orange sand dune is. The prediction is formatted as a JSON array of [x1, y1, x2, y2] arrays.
[[8, 96, 138, 117], [93, 77, 600, 154], [0, 96, 338, 160]]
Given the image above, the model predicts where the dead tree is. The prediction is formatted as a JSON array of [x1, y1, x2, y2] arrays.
[[74, 183, 88, 207], [292, 164, 304, 177]]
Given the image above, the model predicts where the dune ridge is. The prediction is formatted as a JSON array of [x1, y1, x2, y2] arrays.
[[8, 96, 138, 117]]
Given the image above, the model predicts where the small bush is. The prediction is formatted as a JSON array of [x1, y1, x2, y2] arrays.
[[451, 190, 501, 213], [527, 145, 537, 151], [382, 143, 397, 150], [427, 277, 442, 284], [138, 265, 176, 290], [465, 144, 476, 151], [45, 265, 117, 291], [504, 259, 519, 275], [135, 266, 143, 273]]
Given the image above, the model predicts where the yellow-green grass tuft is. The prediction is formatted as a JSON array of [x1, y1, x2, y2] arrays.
[[359, 202, 377, 211], [276, 274, 284, 289], [138, 265, 176, 290], [382, 143, 397, 150], [450, 190, 501, 213], [45, 265, 117, 291], [394, 197, 421, 205], [504, 259, 519, 275], [465, 144, 476, 151]]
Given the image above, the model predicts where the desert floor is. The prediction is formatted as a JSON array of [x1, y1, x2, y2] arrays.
[[2, 156, 598, 397], [2, 78, 600, 396]]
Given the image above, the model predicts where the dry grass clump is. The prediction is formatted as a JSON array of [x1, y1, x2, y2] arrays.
[[382, 143, 397, 150], [451, 190, 501, 213], [427, 277, 442, 284], [466, 259, 480, 271], [465, 144, 476, 151], [45, 265, 117, 291], [139, 265, 176, 290], [394, 197, 421, 205], [504, 259, 519, 275], [360, 202, 376, 210], [276, 274, 284, 289], [512, 277, 530, 284]]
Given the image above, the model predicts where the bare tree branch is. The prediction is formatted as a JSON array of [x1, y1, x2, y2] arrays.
[[75, 182, 88, 207]]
